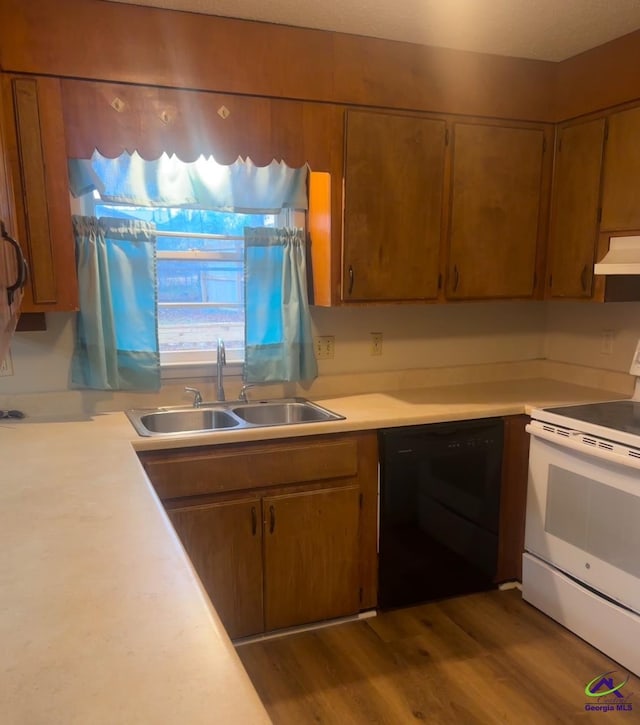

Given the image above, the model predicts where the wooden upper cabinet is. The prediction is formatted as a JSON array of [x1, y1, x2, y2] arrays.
[[446, 123, 546, 299], [547, 119, 606, 299], [167, 497, 264, 639], [1, 74, 78, 312], [0, 86, 26, 359], [600, 106, 640, 232], [342, 110, 446, 301], [262, 485, 360, 632]]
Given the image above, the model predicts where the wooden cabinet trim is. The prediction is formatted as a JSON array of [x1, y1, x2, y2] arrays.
[[11, 77, 55, 304], [496, 414, 530, 582], [141, 434, 361, 500]]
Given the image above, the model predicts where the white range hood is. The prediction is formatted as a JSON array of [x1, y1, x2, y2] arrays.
[[594, 236, 640, 275]]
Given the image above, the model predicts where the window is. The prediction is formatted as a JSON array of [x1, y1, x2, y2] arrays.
[[69, 151, 310, 378], [78, 196, 304, 369]]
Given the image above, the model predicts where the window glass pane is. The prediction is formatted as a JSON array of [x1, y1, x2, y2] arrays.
[[157, 260, 243, 303], [92, 203, 280, 363], [158, 305, 244, 360], [83, 198, 302, 366]]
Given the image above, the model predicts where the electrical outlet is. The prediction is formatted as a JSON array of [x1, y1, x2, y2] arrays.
[[0, 350, 14, 376], [370, 332, 383, 356], [315, 335, 335, 359]]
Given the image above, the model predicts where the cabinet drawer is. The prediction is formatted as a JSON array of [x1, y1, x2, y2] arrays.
[[142, 436, 360, 500]]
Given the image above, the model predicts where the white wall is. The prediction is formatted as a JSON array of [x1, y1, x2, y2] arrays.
[[7, 299, 640, 398], [544, 301, 640, 373], [0, 301, 547, 395], [311, 301, 546, 374], [0, 313, 75, 394]]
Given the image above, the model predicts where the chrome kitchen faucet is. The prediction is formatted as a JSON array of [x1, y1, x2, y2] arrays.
[[216, 338, 226, 401]]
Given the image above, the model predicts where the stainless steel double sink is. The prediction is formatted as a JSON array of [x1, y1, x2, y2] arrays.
[[126, 397, 344, 437]]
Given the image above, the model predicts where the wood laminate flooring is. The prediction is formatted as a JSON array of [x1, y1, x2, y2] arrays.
[[237, 590, 639, 724]]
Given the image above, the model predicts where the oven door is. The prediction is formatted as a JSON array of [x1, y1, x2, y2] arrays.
[[525, 426, 640, 615]]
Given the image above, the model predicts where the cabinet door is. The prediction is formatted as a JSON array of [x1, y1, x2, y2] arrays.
[[601, 106, 640, 232], [167, 498, 264, 639], [1, 74, 78, 312], [547, 119, 606, 299], [0, 88, 22, 361], [447, 123, 545, 299], [263, 485, 360, 631], [343, 110, 446, 301]]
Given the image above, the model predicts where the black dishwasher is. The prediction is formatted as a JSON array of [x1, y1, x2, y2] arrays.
[[378, 418, 504, 610]]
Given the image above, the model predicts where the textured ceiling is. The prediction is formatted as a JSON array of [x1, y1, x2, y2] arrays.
[[106, 0, 640, 61]]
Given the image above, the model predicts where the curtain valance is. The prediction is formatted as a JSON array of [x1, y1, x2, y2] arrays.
[[68, 151, 309, 213]]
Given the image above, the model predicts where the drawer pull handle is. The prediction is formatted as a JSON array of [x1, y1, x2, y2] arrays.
[[2, 221, 28, 305], [580, 264, 589, 293], [453, 264, 459, 292], [251, 505, 257, 536], [348, 265, 354, 295], [269, 505, 275, 534]]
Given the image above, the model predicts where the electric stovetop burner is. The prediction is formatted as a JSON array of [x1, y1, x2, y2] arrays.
[[545, 399, 640, 436]]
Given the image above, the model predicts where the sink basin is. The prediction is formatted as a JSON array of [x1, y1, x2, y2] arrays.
[[126, 398, 344, 437], [231, 400, 341, 426], [128, 407, 240, 436]]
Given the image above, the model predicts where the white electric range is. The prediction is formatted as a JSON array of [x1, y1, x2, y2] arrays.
[[523, 347, 640, 677]]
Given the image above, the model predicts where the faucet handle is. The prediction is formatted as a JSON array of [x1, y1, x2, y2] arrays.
[[184, 387, 203, 407], [238, 383, 256, 402]]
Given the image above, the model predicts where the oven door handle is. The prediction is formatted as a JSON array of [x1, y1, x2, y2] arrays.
[[526, 423, 640, 472]]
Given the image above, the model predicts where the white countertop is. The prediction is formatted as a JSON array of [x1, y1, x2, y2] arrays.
[[0, 376, 625, 723]]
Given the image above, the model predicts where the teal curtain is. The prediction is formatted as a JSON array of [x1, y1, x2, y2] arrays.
[[244, 227, 317, 383], [71, 216, 160, 391], [68, 152, 309, 213]]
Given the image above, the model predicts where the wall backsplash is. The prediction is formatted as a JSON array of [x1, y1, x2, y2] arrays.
[[310, 302, 546, 374], [1, 302, 546, 395], [2, 299, 637, 397], [544, 301, 640, 373]]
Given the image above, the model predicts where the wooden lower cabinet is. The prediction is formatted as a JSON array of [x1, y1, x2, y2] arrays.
[[140, 431, 378, 639], [263, 486, 360, 631], [167, 497, 264, 639]]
